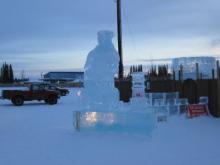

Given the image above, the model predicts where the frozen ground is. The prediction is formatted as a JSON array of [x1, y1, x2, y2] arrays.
[[0, 88, 220, 165]]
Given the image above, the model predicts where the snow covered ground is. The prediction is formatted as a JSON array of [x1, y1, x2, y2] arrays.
[[0, 88, 220, 165]]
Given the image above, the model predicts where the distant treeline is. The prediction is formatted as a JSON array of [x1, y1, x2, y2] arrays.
[[0, 63, 14, 84], [148, 65, 171, 79], [129, 65, 143, 73], [127, 64, 172, 80]]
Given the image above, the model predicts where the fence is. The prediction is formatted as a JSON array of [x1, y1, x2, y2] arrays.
[[115, 68, 220, 117]]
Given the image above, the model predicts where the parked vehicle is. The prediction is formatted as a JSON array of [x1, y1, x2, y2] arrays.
[[1, 84, 60, 106], [43, 85, 69, 96]]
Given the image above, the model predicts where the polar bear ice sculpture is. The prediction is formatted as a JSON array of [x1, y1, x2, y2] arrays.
[[83, 31, 120, 110]]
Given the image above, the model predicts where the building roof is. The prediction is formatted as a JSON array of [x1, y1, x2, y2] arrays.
[[43, 71, 84, 81]]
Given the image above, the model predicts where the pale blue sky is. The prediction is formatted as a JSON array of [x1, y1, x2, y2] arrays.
[[0, 0, 220, 78]]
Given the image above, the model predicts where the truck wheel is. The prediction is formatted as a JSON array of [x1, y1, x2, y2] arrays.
[[47, 96, 57, 105], [44, 99, 49, 104], [12, 97, 24, 106], [61, 92, 66, 96]]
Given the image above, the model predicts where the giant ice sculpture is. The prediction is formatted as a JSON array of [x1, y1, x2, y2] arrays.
[[83, 31, 119, 110], [172, 57, 216, 80]]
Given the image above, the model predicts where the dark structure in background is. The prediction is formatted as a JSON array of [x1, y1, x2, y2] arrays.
[[114, 0, 220, 117], [43, 71, 84, 84], [115, 61, 220, 117]]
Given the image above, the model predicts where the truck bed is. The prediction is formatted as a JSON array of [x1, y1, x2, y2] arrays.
[[2, 90, 30, 100]]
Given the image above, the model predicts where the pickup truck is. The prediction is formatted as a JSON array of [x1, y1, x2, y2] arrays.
[[1, 84, 60, 106]]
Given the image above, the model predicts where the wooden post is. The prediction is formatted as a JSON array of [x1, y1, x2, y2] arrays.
[[74, 111, 81, 131], [117, 0, 124, 79], [196, 63, 199, 80], [217, 60, 220, 80]]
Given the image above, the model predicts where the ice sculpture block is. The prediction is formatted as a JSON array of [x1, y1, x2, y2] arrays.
[[83, 31, 119, 110], [74, 111, 156, 136]]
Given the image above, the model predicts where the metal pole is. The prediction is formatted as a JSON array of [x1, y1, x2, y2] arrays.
[[173, 70, 176, 80], [200, 73, 203, 80], [196, 63, 199, 80], [117, 0, 124, 79], [179, 65, 183, 81], [212, 69, 215, 80], [74, 111, 81, 131]]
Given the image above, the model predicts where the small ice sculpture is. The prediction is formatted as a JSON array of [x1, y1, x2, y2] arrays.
[[83, 30, 119, 110]]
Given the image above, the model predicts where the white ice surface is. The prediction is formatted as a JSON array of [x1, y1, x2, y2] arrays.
[[0, 88, 220, 165]]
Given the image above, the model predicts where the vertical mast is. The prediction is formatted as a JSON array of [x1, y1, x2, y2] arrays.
[[117, 0, 124, 79]]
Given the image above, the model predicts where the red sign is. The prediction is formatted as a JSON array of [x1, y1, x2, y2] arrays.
[[188, 104, 209, 118]]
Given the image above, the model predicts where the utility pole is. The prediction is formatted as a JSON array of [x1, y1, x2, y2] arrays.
[[117, 0, 124, 79]]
